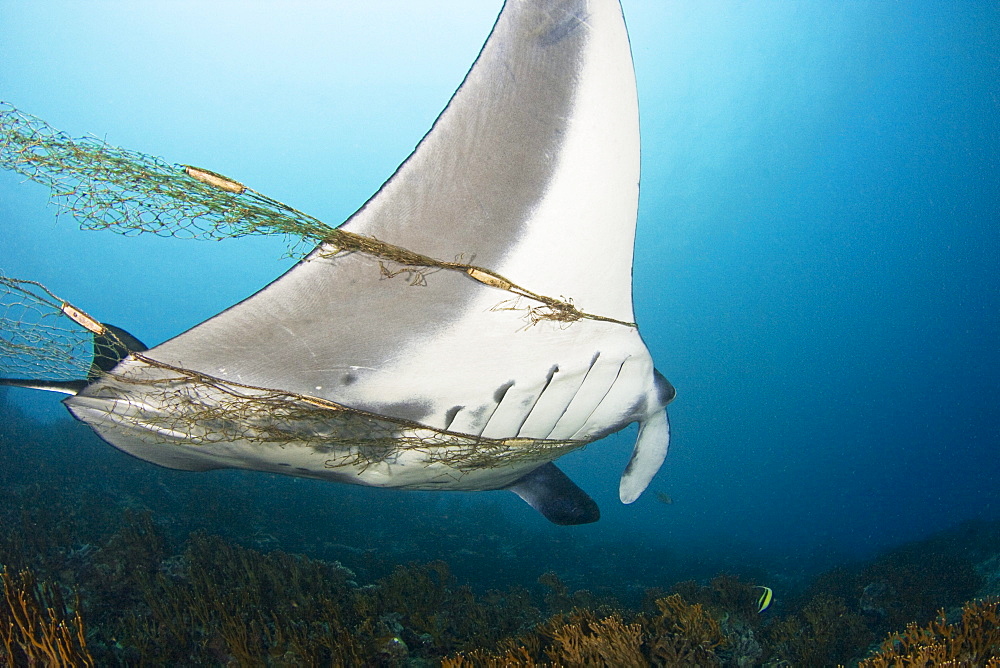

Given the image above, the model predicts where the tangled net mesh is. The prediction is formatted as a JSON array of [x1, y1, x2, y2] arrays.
[[0, 101, 334, 245], [0, 276, 584, 471], [0, 276, 96, 381], [0, 102, 635, 328], [95, 355, 584, 473], [0, 102, 611, 471]]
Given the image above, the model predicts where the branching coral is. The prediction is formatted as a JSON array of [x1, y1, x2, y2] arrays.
[[859, 598, 1000, 666], [444, 608, 646, 667], [444, 593, 728, 667], [0, 566, 93, 666], [644, 593, 725, 666], [766, 594, 872, 666], [538, 571, 619, 618], [545, 613, 645, 665], [107, 533, 365, 664], [857, 544, 982, 632], [441, 646, 541, 667], [670, 574, 761, 624], [1, 463, 996, 667]]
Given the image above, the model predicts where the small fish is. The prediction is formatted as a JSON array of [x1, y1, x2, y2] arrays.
[[655, 491, 673, 505], [755, 586, 773, 613]]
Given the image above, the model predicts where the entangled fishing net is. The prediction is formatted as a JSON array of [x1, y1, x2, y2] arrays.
[[0, 101, 600, 471], [0, 276, 97, 381], [0, 102, 634, 328], [90, 354, 585, 473], [0, 274, 584, 471], [0, 101, 333, 245]]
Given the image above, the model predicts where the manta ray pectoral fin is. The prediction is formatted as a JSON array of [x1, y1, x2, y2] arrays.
[[506, 462, 600, 525], [619, 408, 670, 504]]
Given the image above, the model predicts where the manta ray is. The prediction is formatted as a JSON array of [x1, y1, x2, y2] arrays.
[[2, 0, 674, 525]]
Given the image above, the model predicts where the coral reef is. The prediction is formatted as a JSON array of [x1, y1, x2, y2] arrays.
[[3, 396, 1000, 665], [0, 566, 93, 666], [645, 593, 726, 665], [1, 498, 999, 666], [859, 598, 1000, 666], [856, 538, 982, 632], [764, 594, 872, 666], [443, 590, 727, 666], [111, 532, 366, 664]]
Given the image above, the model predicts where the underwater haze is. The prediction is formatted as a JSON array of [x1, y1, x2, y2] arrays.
[[1, 0, 999, 600]]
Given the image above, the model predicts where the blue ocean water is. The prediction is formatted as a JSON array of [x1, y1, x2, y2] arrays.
[[1, 0, 997, 591]]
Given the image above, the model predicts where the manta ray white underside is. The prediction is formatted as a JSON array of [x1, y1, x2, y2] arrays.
[[11, 0, 675, 525]]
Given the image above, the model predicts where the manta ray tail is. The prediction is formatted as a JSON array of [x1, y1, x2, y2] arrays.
[[506, 462, 599, 525], [0, 323, 146, 396]]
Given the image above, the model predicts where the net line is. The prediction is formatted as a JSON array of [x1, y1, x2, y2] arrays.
[[0, 275, 586, 473], [0, 275, 96, 381], [0, 101, 635, 329], [0, 101, 614, 472]]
